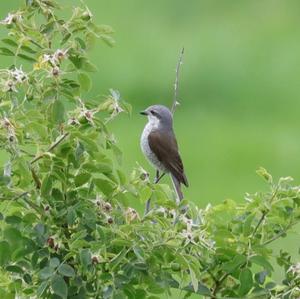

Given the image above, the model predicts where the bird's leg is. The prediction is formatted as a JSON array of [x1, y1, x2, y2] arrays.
[[154, 171, 165, 184], [145, 170, 165, 215]]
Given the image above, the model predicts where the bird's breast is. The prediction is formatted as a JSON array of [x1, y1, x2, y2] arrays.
[[140, 123, 168, 172]]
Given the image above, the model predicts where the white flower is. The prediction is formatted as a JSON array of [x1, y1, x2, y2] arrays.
[[42, 54, 58, 66], [125, 207, 139, 222], [288, 263, 300, 277], [11, 66, 27, 83], [54, 49, 68, 61], [4, 80, 17, 92], [181, 229, 194, 242], [0, 12, 22, 25]]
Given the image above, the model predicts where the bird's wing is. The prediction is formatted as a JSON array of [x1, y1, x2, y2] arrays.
[[148, 129, 188, 187]]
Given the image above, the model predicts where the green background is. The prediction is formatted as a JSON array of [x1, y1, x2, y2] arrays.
[[0, 0, 299, 292]]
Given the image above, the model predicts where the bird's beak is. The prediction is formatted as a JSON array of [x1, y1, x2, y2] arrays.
[[140, 110, 148, 116]]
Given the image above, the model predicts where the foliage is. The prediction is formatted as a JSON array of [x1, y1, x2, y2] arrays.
[[0, 1, 299, 298]]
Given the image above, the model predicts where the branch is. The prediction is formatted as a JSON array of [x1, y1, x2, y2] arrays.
[[12, 191, 42, 214], [171, 47, 184, 115], [262, 220, 298, 246], [30, 132, 69, 164], [250, 186, 278, 239]]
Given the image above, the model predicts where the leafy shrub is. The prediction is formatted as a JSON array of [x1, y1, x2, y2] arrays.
[[0, 1, 299, 298]]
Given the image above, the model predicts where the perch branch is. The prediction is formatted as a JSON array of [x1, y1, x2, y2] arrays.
[[171, 47, 185, 115]]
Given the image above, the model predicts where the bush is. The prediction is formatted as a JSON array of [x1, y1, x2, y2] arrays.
[[0, 1, 299, 298]]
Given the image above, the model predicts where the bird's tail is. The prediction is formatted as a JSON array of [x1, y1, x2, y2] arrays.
[[171, 174, 184, 203]]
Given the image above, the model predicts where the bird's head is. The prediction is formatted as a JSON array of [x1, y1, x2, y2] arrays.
[[140, 105, 173, 128]]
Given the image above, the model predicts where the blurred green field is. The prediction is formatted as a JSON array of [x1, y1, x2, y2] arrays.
[[1, 0, 300, 295]]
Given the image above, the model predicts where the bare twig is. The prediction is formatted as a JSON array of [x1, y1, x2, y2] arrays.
[[171, 47, 184, 115], [30, 132, 69, 164]]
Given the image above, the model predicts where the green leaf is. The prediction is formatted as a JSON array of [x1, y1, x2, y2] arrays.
[[58, 264, 75, 277], [41, 21, 55, 34], [50, 257, 60, 269], [75, 172, 91, 187], [75, 37, 86, 49], [20, 45, 37, 54], [94, 177, 115, 196], [140, 186, 152, 203], [243, 213, 255, 237], [78, 73, 92, 92], [189, 266, 198, 293], [255, 271, 268, 285], [2, 38, 18, 47], [3, 227, 22, 247], [51, 100, 65, 124], [0, 47, 14, 56], [51, 274, 68, 299], [0, 241, 11, 266], [61, 33, 71, 45], [5, 215, 22, 224], [239, 268, 253, 296], [17, 53, 37, 62], [41, 175, 53, 197], [100, 34, 115, 47], [222, 254, 246, 273], [39, 266, 53, 280], [80, 249, 92, 269], [82, 60, 97, 72], [6, 265, 23, 274], [37, 281, 48, 297], [250, 256, 274, 273], [67, 208, 77, 225]]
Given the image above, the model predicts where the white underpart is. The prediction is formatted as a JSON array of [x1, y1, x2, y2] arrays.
[[140, 115, 168, 173]]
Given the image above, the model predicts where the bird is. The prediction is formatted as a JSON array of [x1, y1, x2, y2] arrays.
[[140, 104, 188, 211]]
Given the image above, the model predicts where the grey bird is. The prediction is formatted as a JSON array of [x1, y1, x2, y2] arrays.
[[140, 105, 188, 209]]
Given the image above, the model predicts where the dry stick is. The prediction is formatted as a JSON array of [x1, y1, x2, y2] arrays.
[[171, 47, 185, 115], [144, 48, 185, 215]]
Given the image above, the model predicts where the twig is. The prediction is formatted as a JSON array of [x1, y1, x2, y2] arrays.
[[12, 191, 29, 201], [250, 186, 279, 239], [30, 132, 69, 164], [171, 47, 184, 115], [251, 211, 266, 237], [12, 191, 42, 214], [262, 220, 297, 246]]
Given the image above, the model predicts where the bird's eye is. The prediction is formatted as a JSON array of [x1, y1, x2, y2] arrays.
[[150, 110, 155, 115]]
